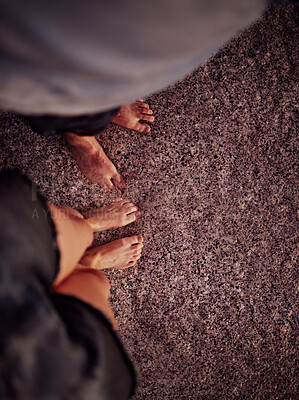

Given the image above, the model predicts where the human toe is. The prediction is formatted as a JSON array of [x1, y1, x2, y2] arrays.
[[133, 253, 142, 261], [137, 103, 149, 110], [133, 248, 142, 256], [137, 99, 149, 107], [129, 241, 143, 253], [126, 211, 141, 224], [136, 101, 152, 113], [143, 125, 151, 133], [140, 107, 153, 115], [126, 253, 142, 267], [105, 179, 115, 190], [138, 113, 154, 122], [125, 235, 143, 246], [135, 122, 151, 133], [124, 203, 138, 213], [112, 173, 126, 190], [130, 253, 142, 263]]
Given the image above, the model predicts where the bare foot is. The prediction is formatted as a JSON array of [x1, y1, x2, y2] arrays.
[[112, 99, 154, 133], [85, 198, 141, 232], [64, 132, 126, 190], [78, 235, 143, 270]]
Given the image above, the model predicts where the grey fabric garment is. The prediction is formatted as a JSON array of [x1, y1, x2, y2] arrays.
[[0, 0, 265, 116]]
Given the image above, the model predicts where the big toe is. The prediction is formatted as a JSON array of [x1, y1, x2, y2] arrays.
[[112, 173, 126, 190], [126, 211, 141, 225], [134, 122, 151, 133], [125, 235, 143, 247], [137, 98, 148, 105]]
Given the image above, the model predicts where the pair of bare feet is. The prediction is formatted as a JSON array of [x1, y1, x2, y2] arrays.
[[64, 99, 154, 270], [78, 198, 143, 270], [64, 99, 154, 190]]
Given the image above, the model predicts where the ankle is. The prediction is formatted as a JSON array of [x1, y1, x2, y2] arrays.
[[79, 249, 102, 269], [85, 216, 105, 233], [64, 132, 100, 153]]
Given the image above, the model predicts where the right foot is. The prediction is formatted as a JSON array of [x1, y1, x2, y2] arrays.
[[78, 235, 143, 270], [64, 132, 126, 191], [112, 99, 154, 133], [85, 198, 141, 232]]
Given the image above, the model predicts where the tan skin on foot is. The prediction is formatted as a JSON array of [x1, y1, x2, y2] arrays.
[[85, 198, 141, 232], [64, 99, 154, 190], [64, 132, 126, 191], [78, 235, 144, 270], [112, 99, 154, 133]]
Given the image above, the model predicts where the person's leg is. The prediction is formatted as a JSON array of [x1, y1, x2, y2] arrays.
[[48, 204, 93, 285], [53, 236, 144, 330], [25, 99, 153, 190], [53, 269, 118, 329], [49, 200, 141, 286]]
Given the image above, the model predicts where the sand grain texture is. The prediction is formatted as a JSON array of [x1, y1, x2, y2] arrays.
[[0, 5, 298, 400]]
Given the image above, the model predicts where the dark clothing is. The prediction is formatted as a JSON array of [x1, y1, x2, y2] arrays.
[[22, 107, 120, 136], [0, 170, 136, 400]]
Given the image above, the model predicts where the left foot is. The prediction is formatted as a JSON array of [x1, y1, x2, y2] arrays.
[[64, 132, 126, 190], [112, 99, 154, 133]]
